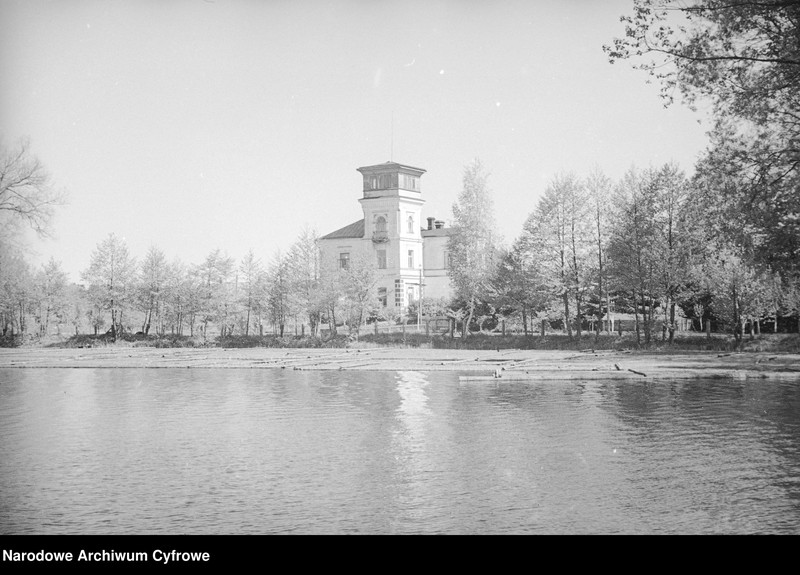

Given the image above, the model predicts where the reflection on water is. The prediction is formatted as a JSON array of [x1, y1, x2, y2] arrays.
[[0, 368, 798, 534]]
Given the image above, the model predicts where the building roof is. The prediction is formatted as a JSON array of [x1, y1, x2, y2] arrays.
[[421, 228, 452, 237], [320, 219, 365, 240], [357, 161, 426, 176]]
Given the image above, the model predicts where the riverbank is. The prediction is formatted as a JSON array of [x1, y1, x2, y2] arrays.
[[4, 331, 800, 353], [1, 346, 799, 380]]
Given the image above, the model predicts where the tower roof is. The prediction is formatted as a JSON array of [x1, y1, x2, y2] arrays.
[[357, 161, 426, 176]]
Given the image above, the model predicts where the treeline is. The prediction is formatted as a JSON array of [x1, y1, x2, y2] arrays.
[[0, 229, 320, 342], [449, 161, 800, 348]]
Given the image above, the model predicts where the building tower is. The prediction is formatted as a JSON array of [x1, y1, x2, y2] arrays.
[[358, 162, 426, 311]]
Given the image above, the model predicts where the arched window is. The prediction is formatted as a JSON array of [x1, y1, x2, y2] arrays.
[[407, 215, 414, 233], [375, 216, 387, 233]]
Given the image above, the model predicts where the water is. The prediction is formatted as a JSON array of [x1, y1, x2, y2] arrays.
[[1, 368, 799, 534]]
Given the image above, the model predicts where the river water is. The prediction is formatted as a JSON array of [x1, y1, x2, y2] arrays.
[[1, 368, 798, 534]]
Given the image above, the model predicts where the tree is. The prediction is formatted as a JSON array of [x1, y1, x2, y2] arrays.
[[606, 1, 800, 275], [491, 242, 547, 337], [0, 137, 67, 236], [585, 168, 613, 335], [81, 233, 137, 339], [339, 253, 378, 339], [266, 250, 291, 337], [702, 246, 772, 347], [136, 246, 168, 335], [33, 257, 69, 337], [287, 228, 322, 336], [0, 247, 34, 337], [193, 250, 235, 339], [448, 159, 498, 337], [651, 163, 695, 343], [520, 174, 586, 337], [607, 167, 661, 345], [239, 250, 265, 336]]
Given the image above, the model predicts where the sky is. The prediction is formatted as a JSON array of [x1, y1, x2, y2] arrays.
[[0, 0, 711, 283]]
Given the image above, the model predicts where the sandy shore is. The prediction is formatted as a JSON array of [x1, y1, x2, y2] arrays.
[[1, 346, 799, 380]]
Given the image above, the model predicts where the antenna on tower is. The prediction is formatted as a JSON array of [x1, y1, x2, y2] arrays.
[[390, 111, 394, 161]]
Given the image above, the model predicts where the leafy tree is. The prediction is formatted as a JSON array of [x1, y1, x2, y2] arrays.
[[81, 233, 137, 339], [585, 168, 614, 334], [607, 167, 661, 345], [701, 246, 771, 347], [287, 227, 322, 336], [448, 159, 498, 337], [239, 249, 265, 336], [33, 257, 69, 336], [651, 163, 696, 343], [339, 253, 378, 339], [193, 249, 235, 338], [136, 246, 168, 335], [0, 137, 67, 237], [0, 247, 34, 337], [606, 0, 800, 274], [266, 250, 291, 337], [493, 237, 548, 336], [520, 173, 588, 337]]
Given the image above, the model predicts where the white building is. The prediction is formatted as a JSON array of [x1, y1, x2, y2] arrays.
[[319, 161, 453, 314]]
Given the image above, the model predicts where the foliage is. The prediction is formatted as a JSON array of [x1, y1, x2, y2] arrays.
[[448, 158, 499, 336], [80, 233, 137, 339], [605, 0, 800, 275]]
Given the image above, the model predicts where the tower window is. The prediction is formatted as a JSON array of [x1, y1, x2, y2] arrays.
[[402, 175, 419, 191], [407, 215, 414, 233], [407, 250, 414, 269], [377, 250, 387, 269], [339, 253, 350, 269], [375, 216, 387, 233]]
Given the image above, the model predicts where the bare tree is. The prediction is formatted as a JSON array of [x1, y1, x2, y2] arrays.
[[0, 137, 66, 237]]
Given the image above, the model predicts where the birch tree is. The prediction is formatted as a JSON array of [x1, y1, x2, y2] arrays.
[[448, 159, 498, 337]]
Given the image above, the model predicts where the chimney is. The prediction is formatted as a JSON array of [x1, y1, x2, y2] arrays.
[[427, 217, 435, 231], [434, 220, 444, 229]]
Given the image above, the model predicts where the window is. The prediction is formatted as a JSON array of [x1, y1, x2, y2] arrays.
[[375, 216, 387, 233], [407, 286, 416, 303], [339, 252, 349, 269], [407, 215, 414, 233], [377, 249, 386, 269], [402, 175, 419, 191], [445, 252, 452, 269], [378, 287, 387, 307], [395, 279, 403, 307], [407, 250, 414, 269]]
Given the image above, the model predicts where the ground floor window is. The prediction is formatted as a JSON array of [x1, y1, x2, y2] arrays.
[[378, 287, 387, 307], [394, 279, 404, 307]]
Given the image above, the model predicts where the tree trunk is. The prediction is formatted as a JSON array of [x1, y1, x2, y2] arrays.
[[632, 288, 641, 346], [464, 296, 476, 338], [522, 306, 528, 337], [562, 291, 572, 338], [668, 301, 676, 345]]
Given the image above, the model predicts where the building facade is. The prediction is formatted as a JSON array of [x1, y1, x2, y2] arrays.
[[319, 161, 453, 314]]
